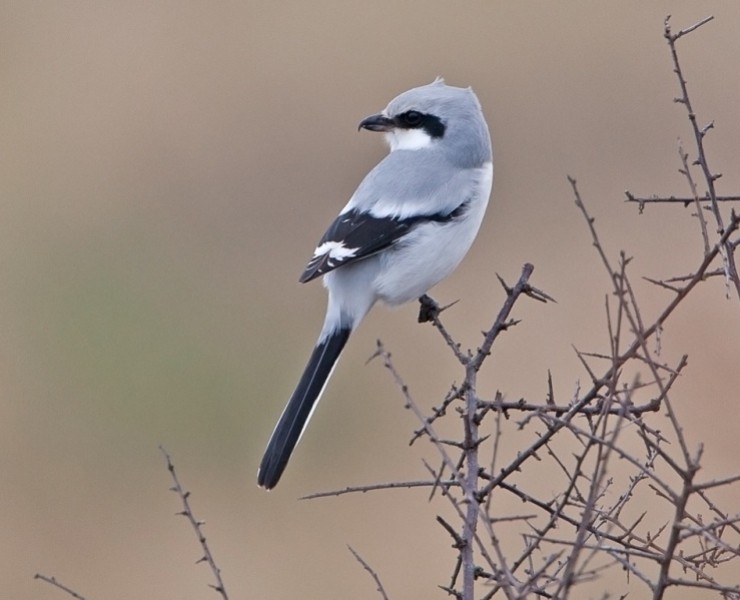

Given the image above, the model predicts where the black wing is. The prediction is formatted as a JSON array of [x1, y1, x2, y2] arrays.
[[299, 202, 469, 283]]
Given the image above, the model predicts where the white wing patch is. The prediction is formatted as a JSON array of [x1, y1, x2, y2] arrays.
[[312, 240, 359, 266]]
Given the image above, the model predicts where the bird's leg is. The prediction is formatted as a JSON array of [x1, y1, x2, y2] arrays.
[[417, 294, 440, 323]]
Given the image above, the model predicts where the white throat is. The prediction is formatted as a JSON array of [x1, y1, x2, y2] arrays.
[[385, 128, 434, 151]]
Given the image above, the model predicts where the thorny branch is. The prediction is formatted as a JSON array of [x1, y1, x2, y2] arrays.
[[627, 15, 740, 299], [348, 546, 390, 600], [34, 574, 86, 600], [305, 14, 739, 600], [664, 15, 740, 299], [160, 447, 229, 600]]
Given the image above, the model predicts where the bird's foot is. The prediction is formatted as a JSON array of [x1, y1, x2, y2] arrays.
[[418, 294, 440, 323], [418, 294, 462, 323]]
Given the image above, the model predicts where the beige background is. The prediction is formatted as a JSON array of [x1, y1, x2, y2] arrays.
[[2, 2, 739, 599]]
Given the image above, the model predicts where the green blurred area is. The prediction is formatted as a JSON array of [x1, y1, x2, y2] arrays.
[[1, 3, 739, 599]]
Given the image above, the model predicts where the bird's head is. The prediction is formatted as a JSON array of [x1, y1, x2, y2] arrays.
[[358, 78, 491, 166]]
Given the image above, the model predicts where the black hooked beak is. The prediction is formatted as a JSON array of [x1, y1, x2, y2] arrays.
[[358, 114, 395, 132]]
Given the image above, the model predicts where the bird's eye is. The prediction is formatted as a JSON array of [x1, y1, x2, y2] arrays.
[[400, 110, 424, 127]]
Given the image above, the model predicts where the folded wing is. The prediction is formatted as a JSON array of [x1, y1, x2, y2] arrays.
[[300, 201, 469, 283]]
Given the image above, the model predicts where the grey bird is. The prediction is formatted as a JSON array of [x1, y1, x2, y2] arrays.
[[258, 78, 493, 489]]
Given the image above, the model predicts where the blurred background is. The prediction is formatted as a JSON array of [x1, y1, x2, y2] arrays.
[[2, 2, 739, 598]]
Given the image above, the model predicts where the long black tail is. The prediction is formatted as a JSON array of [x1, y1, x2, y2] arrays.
[[257, 327, 351, 489]]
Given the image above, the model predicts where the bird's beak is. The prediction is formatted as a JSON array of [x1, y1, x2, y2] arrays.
[[358, 114, 394, 132]]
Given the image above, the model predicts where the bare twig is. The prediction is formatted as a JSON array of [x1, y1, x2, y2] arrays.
[[625, 192, 740, 206], [470, 263, 552, 373], [677, 142, 711, 253], [34, 574, 86, 600], [477, 397, 661, 416], [160, 446, 229, 600], [664, 14, 740, 299], [300, 479, 458, 500], [348, 546, 390, 600]]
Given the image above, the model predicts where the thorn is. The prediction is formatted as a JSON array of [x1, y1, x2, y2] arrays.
[[495, 273, 512, 295], [524, 284, 556, 304], [365, 340, 384, 364], [440, 298, 461, 313]]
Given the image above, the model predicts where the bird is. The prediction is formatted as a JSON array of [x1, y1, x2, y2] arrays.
[[257, 78, 493, 489]]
